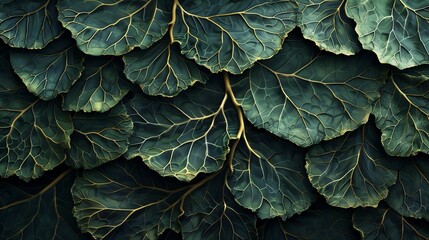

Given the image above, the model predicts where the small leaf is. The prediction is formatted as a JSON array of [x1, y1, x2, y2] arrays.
[[346, 0, 429, 69], [353, 205, 429, 239], [124, 76, 238, 182], [10, 34, 84, 100], [57, 0, 171, 55], [227, 125, 316, 220], [232, 32, 387, 147], [297, 0, 361, 55], [123, 38, 208, 97], [72, 158, 188, 240], [373, 66, 429, 156], [66, 104, 133, 169], [386, 156, 429, 219], [0, 0, 63, 49], [63, 56, 131, 113], [181, 170, 258, 240], [173, 0, 297, 74], [0, 169, 90, 239], [306, 120, 398, 208]]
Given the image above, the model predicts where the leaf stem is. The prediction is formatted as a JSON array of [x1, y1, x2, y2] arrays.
[[169, 0, 179, 43]]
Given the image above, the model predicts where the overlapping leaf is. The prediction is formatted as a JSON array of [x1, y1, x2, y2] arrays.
[[57, 0, 171, 55], [227, 125, 316, 220], [297, 0, 361, 55], [72, 158, 188, 240], [353, 205, 429, 239], [10, 34, 84, 100], [346, 0, 429, 69], [172, 0, 297, 74], [123, 38, 208, 97], [124, 77, 238, 182], [0, 48, 73, 181], [181, 170, 258, 240], [373, 66, 429, 156], [386, 156, 429, 219], [66, 104, 133, 169], [232, 32, 387, 147], [0, 0, 63, 49], [0, 169, 90, 239], [306, 120, 398, 208], [63, 56, 131, 113]]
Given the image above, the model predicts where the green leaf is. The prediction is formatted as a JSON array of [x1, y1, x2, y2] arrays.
[[63, 56, 131, 113], [297, 0, 361, 55], [10, 34, 84, 100], [72, 158, 188, 240], [346, 0, 429, 69], [0, 49, 73, 181], [373, 66, 429, 156], [124, 77, 238, 182], [0, 169, 90, 240], [123, 38, 208, 97], [227, 125, 316, 220], [66, 104, 133, 169], [305, 120, 398, 208], [258, 205, 359, 240], [172, 0, 297, 74], [353, 205, 429, 239], [57, 0, 171, 56], [232, 32, 387, 147], [386, 156, 429, 219], [181, 170, 258, 240], [0, 0, 63, 49]]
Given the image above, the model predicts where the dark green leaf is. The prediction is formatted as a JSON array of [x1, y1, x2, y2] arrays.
[[124, 77, 238, 182], [57, 0, 171, 55], [232, 32, 387, 147], [63, 56, 131, 113], [353, 205, 429, 240], [172, 0, 297, 74], [72, 158, 188, 240], [297, 0, 361, 55], [373, 66, 429, 156], [306, 120, 398, 208], [0, 0, 63, 49], [0, 169, 90, 240], [10, 34, 84, 100], [346, 0, 429, 69], [227, 125, 316, 219], [66, 104, 133, 169], [0, 49, 73, 181], [386, 156, 429, 219], [181, 170, 258, 240], [123, 38, 208, 97]]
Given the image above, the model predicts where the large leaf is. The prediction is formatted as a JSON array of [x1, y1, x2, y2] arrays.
[[306, 120, 398, 208], [180, 170, 258, 240], [57, 0, 171, 56], [63, 56, 131, 113], [72, 158, 188, 240], [386, 156, 429, 219], [346, 0, 429, 69], [123, 38, 208, 97], [124, 77, 238, 182], [172, 0, 297, 74], [297, 0, 361, 55], [0, 0, 63, 49], [373, 66, 429, 156], [232, 32, 387, 147], [66, 104, 133, 169], [0, 168, 90, 240], [0, 49, 73, 181], [10, 34, 84, 100], [353, 205, 429, 239], [227, 125, 316, 220]]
